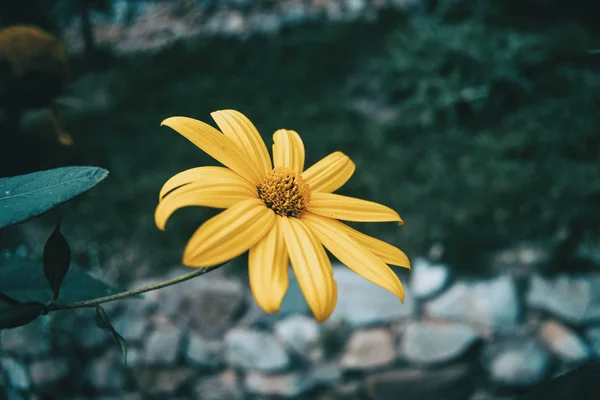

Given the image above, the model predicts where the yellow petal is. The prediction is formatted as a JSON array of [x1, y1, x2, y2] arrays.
[[301, 151, 355, 193], [211, 110, 272, 179], [158, 166, 256, 200], [155, 170, 258, 231], [272, 129, 305, 174], [280, 216, 337, 322], [248, 219, 289, 313], [301, 212, 405, 302], [322, 215, 410, 269], [161, 116, 262, 185], [308, 192, 403, 224], [183, 199, 275, 267]]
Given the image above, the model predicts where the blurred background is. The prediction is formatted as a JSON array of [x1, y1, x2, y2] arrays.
[[1, 0, 600, 399]]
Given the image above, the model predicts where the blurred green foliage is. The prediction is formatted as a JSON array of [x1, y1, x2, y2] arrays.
[[350, 13, 600, 271], [5, 3, 600, 277]]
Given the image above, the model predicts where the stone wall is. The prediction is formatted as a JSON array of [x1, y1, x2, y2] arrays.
[[63, 0, 425, 54], [2, 258, 600, 399]]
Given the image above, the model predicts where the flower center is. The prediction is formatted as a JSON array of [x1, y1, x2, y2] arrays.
[[258, 167, 311, 217]]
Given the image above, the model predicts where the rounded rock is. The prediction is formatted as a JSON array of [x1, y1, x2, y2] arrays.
[[410, 257, 451, 299], [29, 358, 70, 388], [245, 371, 315, 397], [341, 328, 397, 370], [224, 328, 290, 372], [527, 274, 600, 326], [143, 328, 184, 365], [425, 275, 520, 332], [274, 314, 322, 362], [399, 321, 480, 365], [538, 320, 591, 363], [484, 339, 551, 388], [0, 357, 30, 390], [328, 266, 415, 327]]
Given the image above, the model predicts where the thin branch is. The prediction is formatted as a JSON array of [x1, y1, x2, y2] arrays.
[[47, 264, 224, 311]]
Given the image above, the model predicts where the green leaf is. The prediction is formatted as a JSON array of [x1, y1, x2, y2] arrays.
[[0, 257, 121, 304], [0, 301, 45, 329], [43, 223, 72, 302], [0, 166, 109, 229], [95, 305, 127, 364]]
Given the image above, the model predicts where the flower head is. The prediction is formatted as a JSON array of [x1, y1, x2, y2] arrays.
[[156, 110, 410, 322]]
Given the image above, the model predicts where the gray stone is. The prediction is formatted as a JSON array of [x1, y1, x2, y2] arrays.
[[126, 347, 144, 367], [151, 270, 246, 339], [118, 295, 154, 317], [328, 266, 416, 327], [538, 320, 591, 363], [224, 328, 290, 372], [484, 339, 551, 388], [185, 335, 222, 368], [0, 321, 50, 356], [341, 328, 397, 370], [281, 0, 308, 25], [325, 0, 344, 21], [346, 0, 368, 16], [143, 329, 183, 364], [249, 12, 281, 34], [112, 316, 150, 342], [365, 364, 476, 400], [585, 326, 600, 358], [425, 276, 520, 332], [270, 265, 414, 327], [527, 274, 600, 325], [334, 381, 364, 398], [132, 367, 194, 396], [221, 10, 245, 36], [29, 359, 70, 387], [84, 351, 126, 390], [235, 299, 275, 327], [0, 357, 30, 390], [310, 362, 342, 386], [274, 315, 322, 362], [399, 321, 480, 364], [410, 257, 451, 299], [491, 245, 549, 278], [194, 369, 243, 400], [76, 323, 108, 349], [245, 371, 315, 397]]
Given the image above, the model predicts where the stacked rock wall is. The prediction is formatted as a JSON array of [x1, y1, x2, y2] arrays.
[[63, 0, 426, 53], [2, 258, 600, 399]]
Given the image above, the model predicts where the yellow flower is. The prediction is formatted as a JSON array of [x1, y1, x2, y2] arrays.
[[155, 110, 410, 322]]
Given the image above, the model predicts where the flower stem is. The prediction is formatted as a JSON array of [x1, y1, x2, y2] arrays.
[[47, 264, 223, 311]]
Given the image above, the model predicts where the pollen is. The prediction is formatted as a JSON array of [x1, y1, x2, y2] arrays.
[[258, 167, 311, 217]]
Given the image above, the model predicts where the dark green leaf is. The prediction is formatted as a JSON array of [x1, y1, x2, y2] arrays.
[[0, 301, 45, 329], [0, 292, 21, 305], [0, 257, 121, 304], [95, 305, 127, 364], [43, 223, 72, 302], [0, 166, 109, 229]]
